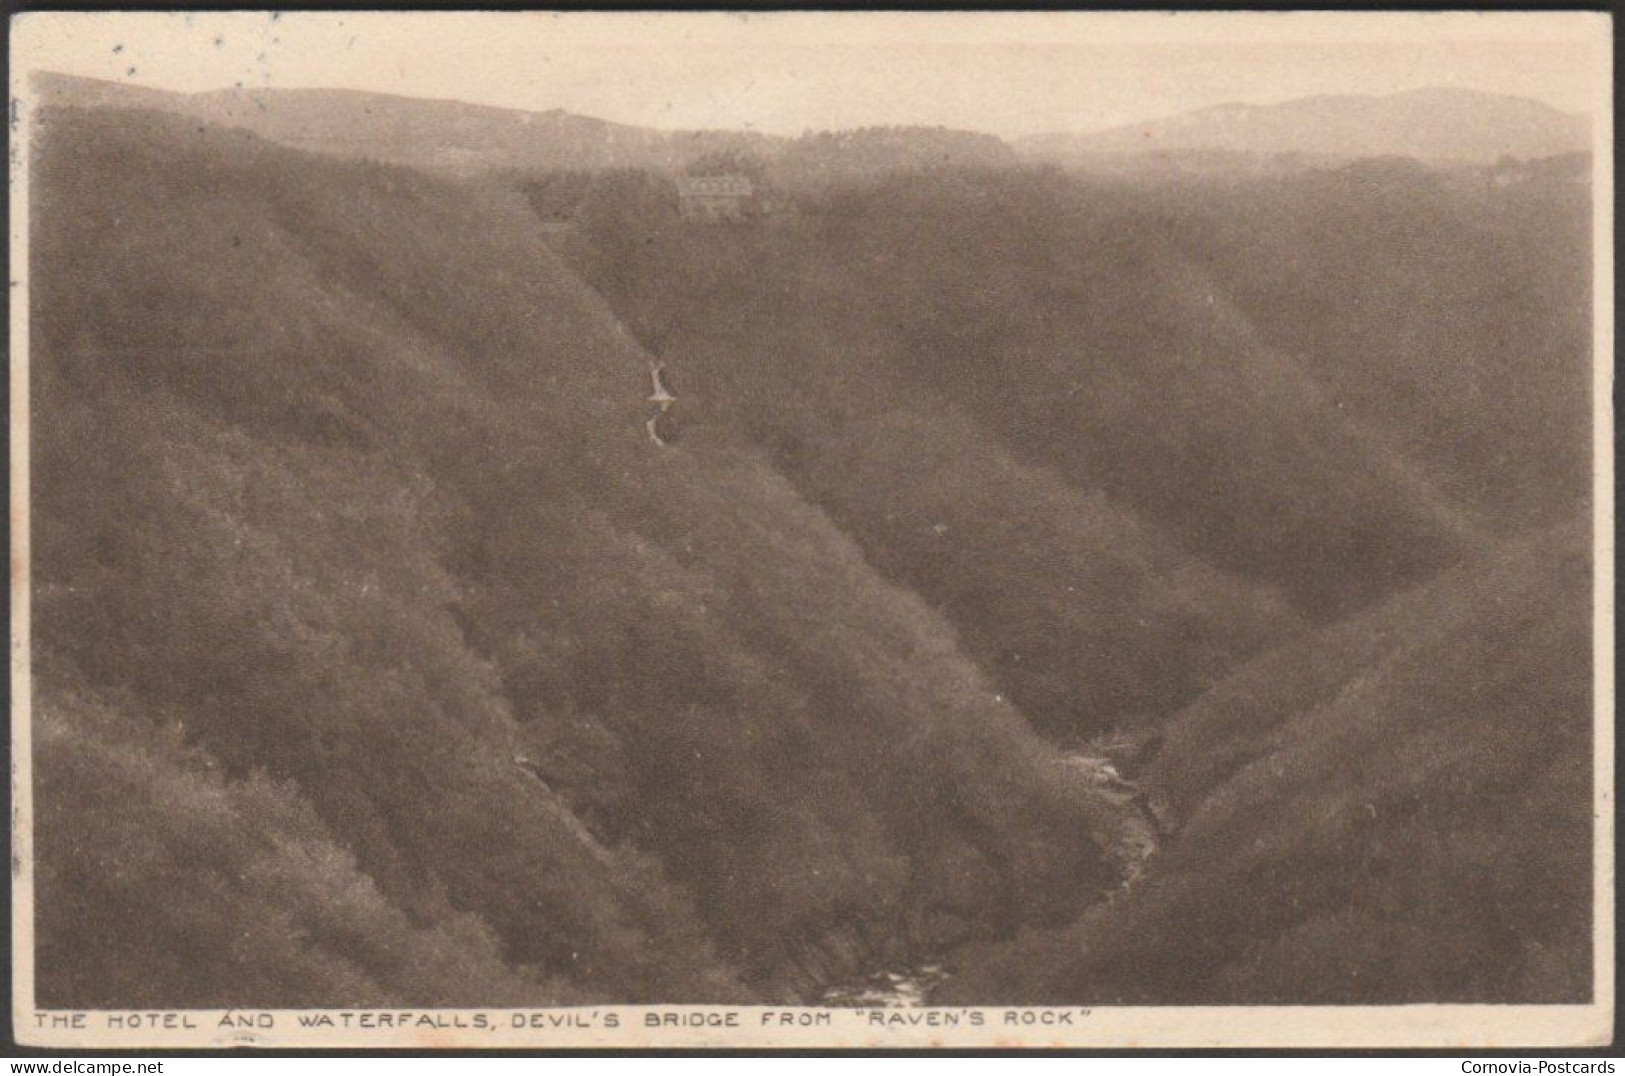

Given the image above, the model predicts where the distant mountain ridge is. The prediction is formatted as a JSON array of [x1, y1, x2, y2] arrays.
[[32, 71, 776, 173], [1020, 87, 1590, 168], [38, 74, 1583, 180], [31, 72, 1012, 177]]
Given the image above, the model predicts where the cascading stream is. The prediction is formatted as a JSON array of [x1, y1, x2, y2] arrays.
[[819, 751, 1163, 1008]]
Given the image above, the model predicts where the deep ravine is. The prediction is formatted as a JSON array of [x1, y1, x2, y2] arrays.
[[818, 751, 1163, 1007]]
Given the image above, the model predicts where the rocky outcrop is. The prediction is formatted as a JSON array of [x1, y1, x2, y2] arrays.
[[767, 908, 977, 1003]]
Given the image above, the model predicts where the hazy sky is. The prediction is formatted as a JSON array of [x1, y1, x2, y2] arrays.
[[12, 11, 1609, 137]]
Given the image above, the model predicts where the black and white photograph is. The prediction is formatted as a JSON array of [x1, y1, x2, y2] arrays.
[[8, 10, 1613, 1050]]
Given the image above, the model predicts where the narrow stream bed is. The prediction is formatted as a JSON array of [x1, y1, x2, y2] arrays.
[[820, 962, 954, 1008], [818, 751, 1162, 1007]]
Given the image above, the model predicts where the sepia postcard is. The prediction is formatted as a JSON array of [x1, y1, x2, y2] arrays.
[[8, 10, 1614, 1050]]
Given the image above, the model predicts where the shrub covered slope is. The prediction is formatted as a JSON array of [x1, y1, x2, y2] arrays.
[[30, 107, 1123, 1005], [942, 522, 1593, 1003], [28, 95, 1594, 1007]]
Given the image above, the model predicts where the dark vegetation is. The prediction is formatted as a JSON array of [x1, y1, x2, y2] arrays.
[[1146, 156, 1592, 536], [30, 106, 1120, 1006], [771, 127, 1016, 190], [29, 90, 1594, 1008], [943, 522, 1592, 1003], [540, 160, 1587, 735]]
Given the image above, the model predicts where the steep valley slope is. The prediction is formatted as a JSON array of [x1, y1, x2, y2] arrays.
[[547, 163, 1588, 739], [538, 160, 1595, 1003], [943, 521, 1593, 1003], [27, 94, 1596, 1008], [31, 106, 1127, 1005]]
